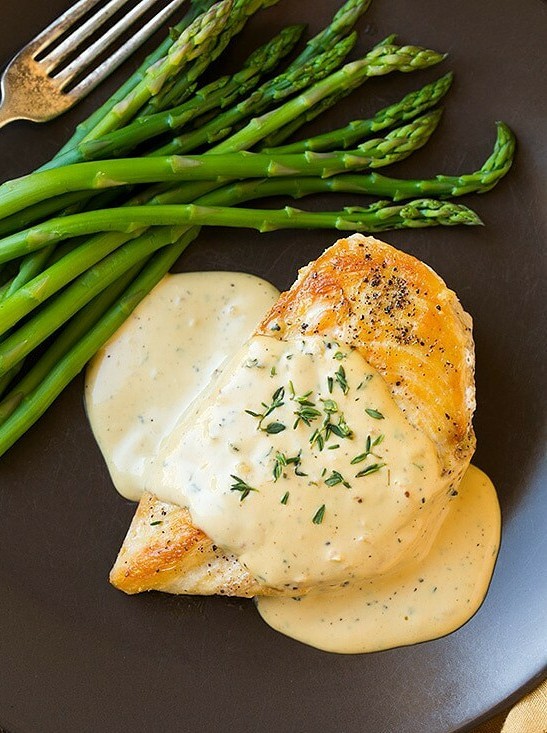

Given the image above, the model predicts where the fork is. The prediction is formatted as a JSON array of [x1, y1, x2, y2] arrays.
[[0, 0, 188, 128]]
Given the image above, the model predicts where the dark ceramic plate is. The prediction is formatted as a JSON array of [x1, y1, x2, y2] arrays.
[[0, 1, 545, 732]]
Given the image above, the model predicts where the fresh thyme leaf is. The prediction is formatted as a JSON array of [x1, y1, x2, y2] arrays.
[[320, 398, 338, 414], [365, 408, 384, 420], [372, 434, 385, 446], [310, 428, 325, 451], [272, 386, 285, 404], [333, 351, 346, 360], [273, 451, 302, 480], [245, 409, 262, 418], [293, 403, 322, 428], [266, 421, 286, 434], [324, 470, 351, 488], [335, 365, 349, 395], [149, 520, 162, 526], [327, 376, 334, 394], [328, 444, 340, 450], [246, 386, 285, 430], [312, 504, 326, 524], [329, 413, 352, 439], [280, 492, 289, 505], [355, 462, 385, 478], [230, 475, 258, 501]]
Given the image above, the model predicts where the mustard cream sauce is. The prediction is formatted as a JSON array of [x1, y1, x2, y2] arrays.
[[86, 271, 500, 654], [257, 466, 500, 653], [85, 271, 280, 500]]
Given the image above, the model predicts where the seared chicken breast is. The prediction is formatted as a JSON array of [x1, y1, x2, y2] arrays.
[[110, 234, 475, 597]]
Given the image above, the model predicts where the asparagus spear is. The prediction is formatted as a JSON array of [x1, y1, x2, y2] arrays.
[[61, 0, 234, 145], [143, 0, 283, 115], [52, 25, 305, 167], [285, 0, 372, 70], [0, 114, 441, 222], [211, 43, 445, 156], [200, 122, 516, 204], [54, 0, 219, 158], [152, 33, 358, 156], [262, 72, 454, 153], [0, 198, 482, 266]]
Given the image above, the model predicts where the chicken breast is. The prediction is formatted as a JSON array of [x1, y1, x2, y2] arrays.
[[110, 234, 475, 597]]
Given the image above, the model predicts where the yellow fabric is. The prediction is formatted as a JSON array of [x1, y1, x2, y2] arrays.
[[501, 679, 547, 733], [472, 678, 547, 733]]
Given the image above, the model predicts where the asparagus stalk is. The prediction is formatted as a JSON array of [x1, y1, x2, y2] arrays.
[[0, 195, 480, 382], [61, 0, 234, 145], [263, 72, 454, 153], [143, 0, 283, 115], [152, 33, 358, 156], [0, 114, 441, 222], [192, 122, 515, 206], [52, 25, 305, 167], [285, 0, 372, 71], [53, 0, 219, 158], [210, 43, 446, 155], [0, 198, 482, 265]]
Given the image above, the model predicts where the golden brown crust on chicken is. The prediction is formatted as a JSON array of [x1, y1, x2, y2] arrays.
[[110, 234, 475, 597], [110, 492, 280, 596], [258, 234, 475, 481]]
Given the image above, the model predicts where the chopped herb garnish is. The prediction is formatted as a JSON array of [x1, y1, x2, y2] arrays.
[[328, 414, 353, 439], [328, 444, 340, 450], [324, 470, 351, 488], [333, 351, 346, 360], [334, 365, 349, 394], [273, 451, 303, 480], [230, 475, 258, 501], [327, 376, 334, 394], [355, 462, 385, 478], [265, 421, 286, 434], [245, 386, 285, 430], [270, 366, 277, 377], [293, 403, 322, 429], [149, 520, 162, 526], [365, 408, 384, 420], [351, 434, 384, 464], [280, 492, 289, 505], [310, 428, 325, 451], [312, 504, 326, 524], [320, 398, 338, 414]]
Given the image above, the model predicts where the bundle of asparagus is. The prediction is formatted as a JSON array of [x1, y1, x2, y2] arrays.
[[0, 0, 515, 455]]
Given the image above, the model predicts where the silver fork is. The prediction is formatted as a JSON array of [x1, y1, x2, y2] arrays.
[[0, 0, 188, 128]]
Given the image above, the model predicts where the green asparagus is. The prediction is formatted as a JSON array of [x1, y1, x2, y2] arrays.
[[263, 72, 453, 153]]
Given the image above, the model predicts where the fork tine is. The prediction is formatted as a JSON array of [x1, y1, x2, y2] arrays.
[[26, 0, 105, 57], [66, 0, 188, 97], [41, 0, 135, 73]]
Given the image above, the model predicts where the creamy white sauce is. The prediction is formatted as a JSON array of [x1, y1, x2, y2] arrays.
[[86, 270, 500, 654], [148, 335, 451, 590], [85, 271, 280, 500], [257, 465, 499, 653]]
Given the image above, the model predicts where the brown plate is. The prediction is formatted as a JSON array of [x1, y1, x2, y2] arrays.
[[0, 1, 546, 731]]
